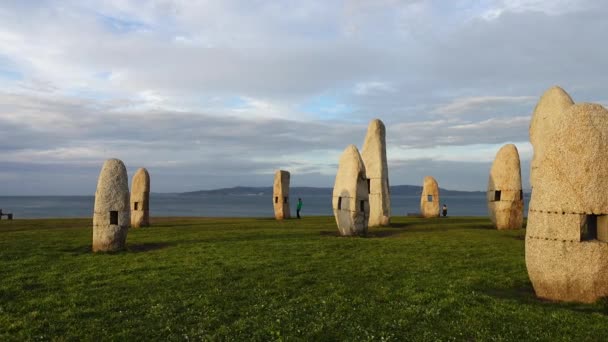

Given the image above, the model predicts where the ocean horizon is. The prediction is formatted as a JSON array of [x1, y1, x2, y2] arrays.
[[0, 193, 531, 219]]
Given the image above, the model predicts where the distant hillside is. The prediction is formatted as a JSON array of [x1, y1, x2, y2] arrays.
[[180, 185, 487, 196]]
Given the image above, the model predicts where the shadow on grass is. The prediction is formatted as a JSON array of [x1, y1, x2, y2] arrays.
[[389, 222, 413, 229], [319, 230, 406, 238], [465, 224, 496, 230], [480, 281, 608, 315], [366, 230, 406, 238], [391, 218, 496, 231], [400, 226, 452, 233], [63, 242, 174, 255], [128, 242, 173, 252], [62, 245, 94, 255], [254, 217, 280, 222]]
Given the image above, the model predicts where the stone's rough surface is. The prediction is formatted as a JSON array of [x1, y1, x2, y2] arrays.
[[273, 170, 291, 220], [93, 159, 130, 252], [487, 144, 524, 230], [420, 176, 440, 218], [332, 145, 369, 236], [130, 168, 150, 228], [526, 86, 608, 303], [361, 119, 391, 227]]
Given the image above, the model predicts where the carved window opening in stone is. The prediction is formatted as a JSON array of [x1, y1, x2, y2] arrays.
[[367, 179, 371, 194], [582, 215, 598, 241], [134, 202, 139, 211], [494, 190, 502, 202], [274, 196, 278, 204], [583, 214, 608, 242], [519, 190, 523, 200], [283, 196, 288, 204], [337, 197, 342, 210], [360, 200, 365, 212], [427, 195, 433, 202], [110, 211, 118, 225]]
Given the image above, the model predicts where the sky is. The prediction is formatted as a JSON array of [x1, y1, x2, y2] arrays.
[[1, 0, 607, 195]]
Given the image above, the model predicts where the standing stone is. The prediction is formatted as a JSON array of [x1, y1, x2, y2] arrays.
[[526, 86, 608, 303], [361, 119, 391, 227], [130, 168, 150, 228], [487, 144, 524, 230], [332, 145, 369, 236], [93, 159, 130, 252], [273, 170, 291, 220], [420, 176, 440, 218]]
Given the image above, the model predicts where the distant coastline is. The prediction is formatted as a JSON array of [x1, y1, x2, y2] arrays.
[[0, 189, 532, 218], [179, 185, 493, 197]]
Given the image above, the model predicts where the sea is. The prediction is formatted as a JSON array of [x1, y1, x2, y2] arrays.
[[0, 193, 531, 219]]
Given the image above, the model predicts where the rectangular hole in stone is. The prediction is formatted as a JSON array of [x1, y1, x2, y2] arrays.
[[338, 197, 342, 210], [582, 215, 598, 241], [134, 202, 139, 211], [275, 196, 278, 204], [360, 200, 365, 212], [110, 211, 118, 225], [427, 195, 433, 202], [367, 179, 371, 194], [519, 190, 523, 200], [284, 196, 288, 204], [494, 190, 502, 201]]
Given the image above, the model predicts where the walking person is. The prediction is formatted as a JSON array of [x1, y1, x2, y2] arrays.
[[442, 204, 448, 217], [297, 198, 303, 219]]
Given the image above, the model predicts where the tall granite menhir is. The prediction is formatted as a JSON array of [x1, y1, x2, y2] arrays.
[[273, 170, 290, 220], [130, 168, 150, 228], [487, 144, 524, 230], [93, 159, 130, 252], [332, 145, 369, 236], [526, 86, 608, 303], [420, 176, 440, 218], [361, 119, 390, 227]]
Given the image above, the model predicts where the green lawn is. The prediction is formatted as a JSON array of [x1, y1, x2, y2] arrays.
[[1, 216, 607, 341]]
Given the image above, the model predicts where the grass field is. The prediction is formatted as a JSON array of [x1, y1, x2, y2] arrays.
[[1, 216, 608, 341]]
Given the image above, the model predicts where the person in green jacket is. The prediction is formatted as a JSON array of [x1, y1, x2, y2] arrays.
[[297, 198, 303, 219]]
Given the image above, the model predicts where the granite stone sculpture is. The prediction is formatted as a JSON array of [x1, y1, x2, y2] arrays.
[[273, 170, 291, 220], [93, 159, 130, 252], [130, 168, 150, 228], [361, 119, 391, 227], [332, 145, 369, 236], [526, 86, 608, 303], [420, 176, 440, 218], [487, 144, 524, 230]]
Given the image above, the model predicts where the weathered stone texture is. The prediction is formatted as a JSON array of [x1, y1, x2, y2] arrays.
[[93, 159, 130, 252], [332, 145, 369, 236], [273, 170, 291, 220], [130, 168, 150, 228], [526, 86, 608, 302], [420, 176, 439, 218], [527, 236, 608, 303], [487, 144, 524, 230], [361, 119, 390, 227]]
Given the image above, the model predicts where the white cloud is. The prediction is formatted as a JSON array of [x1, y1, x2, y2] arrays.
[[432, 96, 536, 115], [482, 0, 594, 19], [389, 142, 531, 163], [354, 81, 396, 95]]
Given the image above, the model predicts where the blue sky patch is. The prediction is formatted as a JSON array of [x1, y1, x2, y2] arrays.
[[0, 55, 23, 81], [96, 13, 148, 34], [298, 94, 354, 120], [224, 96, 249, 109]]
